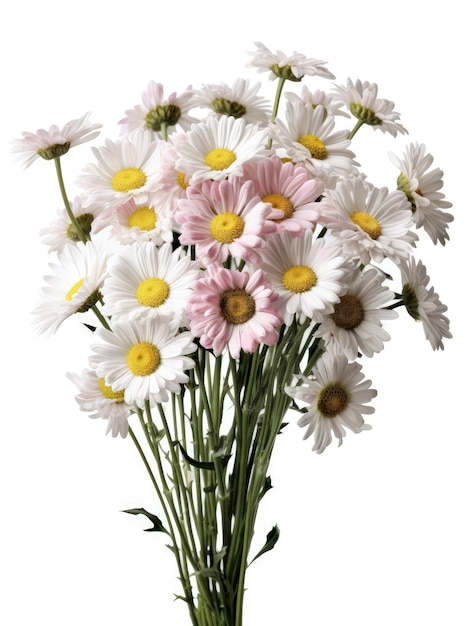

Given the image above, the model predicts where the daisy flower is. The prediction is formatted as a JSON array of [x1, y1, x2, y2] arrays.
[[241, 155, 324, 235], [12, 112, 102, 168], [399, 257, 452, 350], [284, 86, 349, 118], [89, 316, 196, 408], [389, 142, 454, 245], [273, 101, 359, 188], [175, 115, 270, 185], [156, 133, 193, 215], [77, 130, 161, 209], [96, 195, 176, 246], [246, 41, 335, 82], [319, 176, 417, 265], [187, 264, 282, 358], [256, 229, 349, 326], [32, 241, 109, 337], [39, 195, 106, 253], [67, 368, 134, 438], [333, 78, 408, 137], [285, 352, 376, 454], [119, 81, 198, 139], [175, 177, 274, 265], [314, 266, 399, 360], [192, 78, 272, 126], [102, 241, 201, 325]]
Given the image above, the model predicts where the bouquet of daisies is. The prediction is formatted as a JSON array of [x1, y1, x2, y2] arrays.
[[14, 42, 452, 626]]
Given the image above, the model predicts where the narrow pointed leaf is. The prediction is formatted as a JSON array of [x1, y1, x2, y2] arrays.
[[122, 507, 168, 533], [250, 525, 280, 565]]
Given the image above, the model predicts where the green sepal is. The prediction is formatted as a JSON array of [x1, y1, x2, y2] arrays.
[[250, 525, 280, 565], [122, 507, 168, 533]]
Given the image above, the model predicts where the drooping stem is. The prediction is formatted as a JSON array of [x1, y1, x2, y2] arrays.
[[54, 157, 89, 244]]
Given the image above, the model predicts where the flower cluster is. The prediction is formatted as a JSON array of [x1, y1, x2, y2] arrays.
[[16, 43, 453, 455]]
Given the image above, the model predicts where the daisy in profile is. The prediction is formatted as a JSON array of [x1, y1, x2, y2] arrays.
[[285, 352, 376, 454], [89, 316, 196, 408], [67, 368, 134, 438], [98, 195, 176, 246], [319, 176, 417, 265], [246, 41, 335, 82], [389, 142, 453, 245], [102, 241, 201, 325], [192, 78, 272, 126], [119, 81, 198, 140], [399, 257, 452, 350], [273, 101, 359, 188], [32, 241, 109, 337], [175, 176, 274, 265], [12, 112, 102, 168], [175, 115, 270, 185], [39, 195, 106, 253], [284, 86, 349, 118], [332, 78, 408, 138], [77, 130, 161, 209], [241, 155, 324, 235], [314, 266, 398, 360], [256, 229, 349, 326], [187, 264, 282, 358]]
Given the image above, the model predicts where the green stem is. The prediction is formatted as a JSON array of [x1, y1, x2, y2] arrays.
[[54, 157, 88, 244], [348, 118, 365, 140]]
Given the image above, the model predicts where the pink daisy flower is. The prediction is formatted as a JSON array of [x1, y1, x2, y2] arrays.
[[175, 176, 274, 266], [187, 264, 283, 358], [242, 155, 324, 235]]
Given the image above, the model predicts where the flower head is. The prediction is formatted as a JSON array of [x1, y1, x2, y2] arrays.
[[285, 352, 376, 454], [12, 112, 102, 168], [399, 257, 451, 350], [187, 265, 282, 358], [246, 42, 335, 82]]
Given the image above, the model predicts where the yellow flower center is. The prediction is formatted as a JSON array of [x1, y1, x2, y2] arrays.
[[262, 193, 294, 222], [128, 206, 156, 231], [136, 278, 170, 308], [65, 278, 85, 301], [112, 167, 147, 193], [220, 288, 256, 324], [127, 342, 161, 376], [297, 134, 327, 160], [317, 384, 349, 418], [204, 148, 237, 171], [332, 294, 364, 330], [98, 377, 125, 402], [177, 172, 189, 190], [351, 212, 382, 239], [282, 265, 317, 293], [210, 212, 245, 243]]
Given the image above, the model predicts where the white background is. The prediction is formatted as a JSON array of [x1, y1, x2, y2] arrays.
[[1, 2, 466, 625]]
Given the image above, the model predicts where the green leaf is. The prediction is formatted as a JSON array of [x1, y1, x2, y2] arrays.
[[179, 443, 216, 470], [122, 508, 168, 533], [250, 525, 280, 565]]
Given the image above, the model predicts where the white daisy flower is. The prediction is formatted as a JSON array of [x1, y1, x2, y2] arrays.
[[319, 176, 417, 265], [89, 316, 196, 408], [399, 257, 452, 350], [389, 142, 454, 245], [246, 41, 335, 82], [39, 195, 106, 253], [32, 241, 110, 337], [192, 78, 272, 126], [154, 133, 192, 216], [67, 368, 134, 438], [102, 241, 200, 325], [256, 229, 349, 326], [315, 266, 399, 360], [175, 115, 270, 185], [118, 81, 199, 139], [12, 112, 102, 168], [95, 195, 176, 246], [272, 101, 359, 188], [77, 130, 162, 209], [285, 352, 376, 454], [284, 86, 349, 118], [332, 78, 408, 137]]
